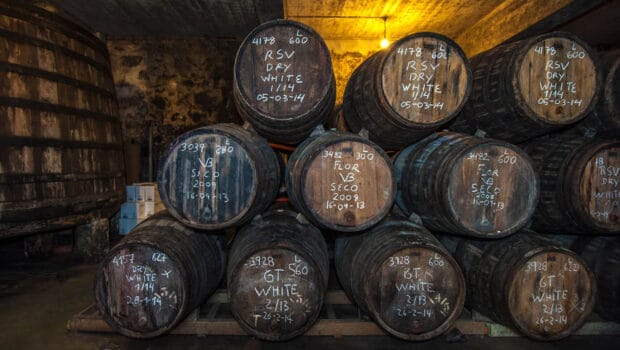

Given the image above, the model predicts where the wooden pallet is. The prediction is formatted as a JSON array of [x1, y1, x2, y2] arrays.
[[67, 289, 620, 337]]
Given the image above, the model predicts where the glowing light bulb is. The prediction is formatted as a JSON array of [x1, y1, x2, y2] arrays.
[[380, 38, 389, 49]]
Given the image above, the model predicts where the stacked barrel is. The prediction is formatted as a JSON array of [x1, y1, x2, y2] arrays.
[[0, 1, 124, 240], [89, 15, 618, 342]]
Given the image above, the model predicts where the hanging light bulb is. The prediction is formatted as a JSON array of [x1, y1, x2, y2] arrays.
[[380, 17, 389, 48]]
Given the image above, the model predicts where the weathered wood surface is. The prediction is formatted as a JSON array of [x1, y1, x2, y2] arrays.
[[234, 19, 335, 144], [573, 49, 620, 138], [157, 123, 281, 230], [94, 213, 226, 339], [523, 134, 620, 234], [394, 131, 538, 238], [286, 131, 395, 232], [227, 209, 329, 341], [335, 218, 465, 341], [343, 32, 471, 150], [0, 1, 124, 238], [449, 32, 600, 143], [570, 236, 620, 323], [441, 232, 596, 340]]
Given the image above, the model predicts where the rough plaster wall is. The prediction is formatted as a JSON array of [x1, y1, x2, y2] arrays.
[[107, 38, 243, 179]]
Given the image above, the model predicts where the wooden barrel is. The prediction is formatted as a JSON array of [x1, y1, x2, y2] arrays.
[[573, 50, 620, 138], [227, 208, 329, 341], [449, 32, 601, 143], [335, 218, 465, 341], [286, 131, 395, 232], [94, 212, 226, 338], [157, 123, 281, 230], [394, 131, 538, 238], [570, 236, 620, 322], [233, 19, 336, 144], [343, 32, 471, 150], [441, 232, 596, 340], [523, 134, 620, 234], [0, 1, 124, 238]]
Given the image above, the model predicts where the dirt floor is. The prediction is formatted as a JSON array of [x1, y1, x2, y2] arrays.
[[0, 243, 619, 350]]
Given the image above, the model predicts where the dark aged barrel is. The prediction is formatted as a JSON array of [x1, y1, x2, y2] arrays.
[[94, 213, 226, 338], [157, 123, 280, 230], [394, 131, 538, 238], [286, 131, 395, 232], [574, 50, 620, 138], [449, 32, 600, 143], [335, 218, 465, 341], [571, 236, 620, 322], [441, 232, 595, 341], [0, 1, 124, 238], [343, 32, 471, 150], [233, 19, 336, 144], [227, 209, 329, 341], [523, 134, 620, 234]]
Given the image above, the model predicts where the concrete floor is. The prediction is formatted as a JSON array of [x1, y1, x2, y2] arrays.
[[1, 247, 619, 350]]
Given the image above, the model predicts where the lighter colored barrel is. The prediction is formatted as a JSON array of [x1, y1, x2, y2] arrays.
[[343, 32, 471, 149], [233, 19, 335, 144], [450, 32, 600, 143], [157, 123, 281, 230], [335, 218, 465, 341], [286, 131, 395, 232], [0, 1, 124, 238], [227, 209, 329, 341]]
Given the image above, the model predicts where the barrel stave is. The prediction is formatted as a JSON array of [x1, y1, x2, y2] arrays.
[[227, 209, 329, 341], [95, 213, 226, 338], [157, 123, 281, 230], [450, 32, 600, 143], [336, 219, 465, 341], [442, 232, 596, 340]]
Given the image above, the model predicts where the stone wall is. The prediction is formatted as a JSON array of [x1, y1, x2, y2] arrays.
[[108, 38, 377, 180], [107, 38, 242, 180]]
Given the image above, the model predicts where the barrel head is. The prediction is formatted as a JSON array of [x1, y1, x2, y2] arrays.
[[516, 35, 598, 125], [96, 246, 185, 338], [299, 138, 394, 231], [506, 250, 595, 340], [446, 143, 538, 237], [381, 33, 471, 126]]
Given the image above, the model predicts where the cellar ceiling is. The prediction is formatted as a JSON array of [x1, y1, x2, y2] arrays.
[[38, 0, 615, 55]]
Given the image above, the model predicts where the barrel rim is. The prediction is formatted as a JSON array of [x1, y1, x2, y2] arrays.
[[572, 140, 620, 232], [363, 240, 466, 340], [227, 245, 326, 341], [443, 139, 539, 238], [504, 246, 596, 341], [233, 18, 335, 121], [0, 0, 110, 60], [512, 31, 602, 126], [297, 132, 396, 232], [157, 124, 260, 230], [95, 241, 189, 339], [377, 31, 472, 128]]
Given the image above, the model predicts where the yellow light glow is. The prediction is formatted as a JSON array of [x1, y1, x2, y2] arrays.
[[380, 38, 390, 49]]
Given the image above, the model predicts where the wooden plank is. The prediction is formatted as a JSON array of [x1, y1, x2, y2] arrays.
[[68, 302, 620, 337]]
